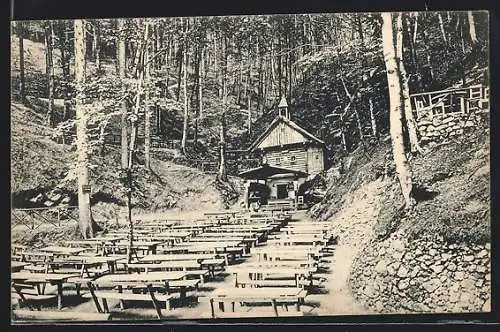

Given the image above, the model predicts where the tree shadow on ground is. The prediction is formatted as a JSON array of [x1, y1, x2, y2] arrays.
[[413, 184, 439, 202]]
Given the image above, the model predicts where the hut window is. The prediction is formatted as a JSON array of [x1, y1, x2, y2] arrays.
[[275, 157, 281, 164], [290, 156, 296, 165]]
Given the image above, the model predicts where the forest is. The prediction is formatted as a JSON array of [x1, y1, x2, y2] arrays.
[[11, 11, 489, 238], [9, 10, 492, 320]]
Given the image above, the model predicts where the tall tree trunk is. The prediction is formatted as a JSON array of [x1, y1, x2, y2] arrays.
[[128, 23, 147, 168], [58, 21, 72, 122], [219, 112, 227, 181], [421, 23, 434, 83], [44, 21, 55, 127], [199, 46, 204, 119], [356, 14, 365, 49], [277, 37, 282, 98], [340, 75, 364, 145], [460, 15, 466, 54], [382, 12, 415, 208], [438, 13, 448, 46], [395, 14, 423, 154], [18, 22, 26, 103], [270, 39, 276, 97], [176, 18, 185, 102], [124, 23, 147, 262], [467, 11, 478, 44], [247, 102, 252, 134], [181, 20, 189, 153], [412, 13, 419, 44], [117, 19, 129, 169], [144, 20, 151, 169], [195, 45, 204, 144], [369, 97, 378, 139], [404, 14, 418, 72], [74, 19, 94, 238], [94, 21, 101, 72], [218, 35, 228, 182], [339, 113, 347, 151]]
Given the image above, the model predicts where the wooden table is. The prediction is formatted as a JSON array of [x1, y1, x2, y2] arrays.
[[126, 260, 201, 273], [200, 258, 226, 277], [40, 246, 90, 256], [252, 247, 322, 261], [229, 266, 317, 288], [140, 253, 218, 262], [52, 255, 122, 274], [92, 271, 187, 287], [11, 261, 31, 273], [207, 287, 307, 318], [11, 272, 79, 309], [113, 241, 165, 255]]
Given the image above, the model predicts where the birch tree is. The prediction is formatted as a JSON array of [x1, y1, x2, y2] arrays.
[[395, 14, 422, 154], [74, 19, 94, 238], [467, 11, 478, 44], [381, 12, 415, 207], [218, 34, 228, 182], [181, 18, 189, 153], [144, 19, 151, 169], [117, 19, 129, 169]]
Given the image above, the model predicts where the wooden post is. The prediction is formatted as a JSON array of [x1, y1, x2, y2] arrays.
[[272, 299, 278, 317], [86, 282, 103, 313], [210, 298, 215, 318]]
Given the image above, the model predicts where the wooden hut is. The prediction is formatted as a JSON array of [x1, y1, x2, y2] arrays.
[[239, 97, 326, 209]]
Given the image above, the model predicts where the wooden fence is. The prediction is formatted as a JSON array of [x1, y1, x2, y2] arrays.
[[410, 85, 489, 120], [11, 206, 79, 231]]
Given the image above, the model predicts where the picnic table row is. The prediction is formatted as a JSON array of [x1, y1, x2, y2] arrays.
[[204, 217, 337, 318], [11, 209, 293, 319]]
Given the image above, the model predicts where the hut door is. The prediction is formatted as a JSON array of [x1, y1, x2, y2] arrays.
[[276, 184, 288, 199]]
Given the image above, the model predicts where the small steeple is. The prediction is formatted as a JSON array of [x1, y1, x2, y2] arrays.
[[278, 96, 289, 120]]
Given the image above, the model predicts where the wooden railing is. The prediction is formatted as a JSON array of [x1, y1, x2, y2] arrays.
[[11, 206, 79, 230], [410, 85, 489, 119]]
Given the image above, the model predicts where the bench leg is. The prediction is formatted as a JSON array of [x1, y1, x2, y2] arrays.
[[146, 284, 163, 319], [165, 299, 171, 311], [76, 283, 81, 297], [272, 299, 278, 317], [118, 286, 125, 310], [218, 301, 225, 312], [86, 282, 103, 313], [180, 287, 187, 303], [57, 283, 63, 310], [210, 299, 215, 318], [296, 300, 301, 312], [231, 302, 235, 312], [102, 298, 109, 313]]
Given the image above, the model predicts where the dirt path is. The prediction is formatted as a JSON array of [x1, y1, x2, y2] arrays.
[[312, 179, 385, 315]]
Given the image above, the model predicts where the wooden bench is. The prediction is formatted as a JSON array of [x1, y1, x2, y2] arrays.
[[212, 310, 305, 318], [19, 252, 54, 273], [11, 282, 58, 310], [82, 283, 174, 319], [235, 277, 326, 289], [12, 309, 111, 322]]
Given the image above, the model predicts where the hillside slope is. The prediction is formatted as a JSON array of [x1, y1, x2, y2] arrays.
[[309, 119, 490, 314], [11, 100, 241, 243]]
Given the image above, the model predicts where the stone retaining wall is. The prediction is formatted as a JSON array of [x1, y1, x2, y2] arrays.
[[349, 230, 491, 313], [417, 110, 488, 144]]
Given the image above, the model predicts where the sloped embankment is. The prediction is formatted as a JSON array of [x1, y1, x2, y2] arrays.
[[11, 101, 242, 246], [310, 125, 490, 314]]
